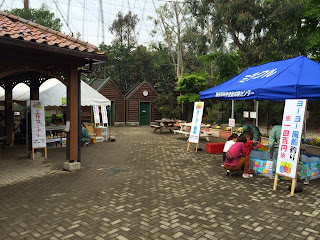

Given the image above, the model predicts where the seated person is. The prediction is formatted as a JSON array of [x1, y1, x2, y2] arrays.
[[57, 118, 63, 125], [81, 123, 90, 147], [224, 134, 253, 178], [51, 114, 57, 125]]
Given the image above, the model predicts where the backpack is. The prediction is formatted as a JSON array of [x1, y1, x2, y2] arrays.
[[226, 151, 234, 160]]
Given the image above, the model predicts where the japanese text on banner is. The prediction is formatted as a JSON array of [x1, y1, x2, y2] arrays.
[[31, 100, 46, 148], [276, 99, 306, 179], [189, 102, 204, 144]]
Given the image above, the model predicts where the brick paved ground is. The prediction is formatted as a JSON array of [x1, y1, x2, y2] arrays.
[[1, 126, 320, 240]]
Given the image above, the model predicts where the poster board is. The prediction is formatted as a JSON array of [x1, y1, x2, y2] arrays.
[[243, 111, 249, 118], [273, 99, 307, 196], [31, 100, 46, 148], [229, 118, 235, 127], [250, 111, 256, 119], [93, 105, 100, 126], [31, 100, 47, 160], [187, 102, 204, 152], [101, 105, 108, 126]]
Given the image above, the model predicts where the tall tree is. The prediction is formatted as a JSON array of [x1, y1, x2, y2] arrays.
[[188, 0, 304, 66], [299, 0, 320, 60], [150, 2, 190, 80], [109, 11, 139, 47], [6, 4, 62, 31]]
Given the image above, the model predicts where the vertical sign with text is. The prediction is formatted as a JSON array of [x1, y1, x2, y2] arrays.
[[31, 100, 46, 148], [189, 102, 204, 143], [276, 99, 307, 179], [93, 105, 100, 124], [101, 106, 108, 125]]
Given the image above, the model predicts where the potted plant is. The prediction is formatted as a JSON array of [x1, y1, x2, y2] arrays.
[[220, 127, 231, 140], [305, 138, 320, 156]]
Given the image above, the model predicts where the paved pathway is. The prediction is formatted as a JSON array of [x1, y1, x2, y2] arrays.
[[0, 126, 320, 240]]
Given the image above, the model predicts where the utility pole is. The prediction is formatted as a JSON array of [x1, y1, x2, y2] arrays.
[[24, 0, 29, 10], [82, 0, 85, 40], [67, 0, 71, 26], [99, 0, 104, 43]]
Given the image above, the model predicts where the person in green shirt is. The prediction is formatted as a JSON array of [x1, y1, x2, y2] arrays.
[[269, 120, 309, 191], [242, 124, 261, 142], [81, 123, 91, 147]]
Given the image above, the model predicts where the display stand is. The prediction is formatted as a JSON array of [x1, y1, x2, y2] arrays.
[[187, 140, 199, 153], [273, 99, 307, 197], [32, 147, 47, 160]]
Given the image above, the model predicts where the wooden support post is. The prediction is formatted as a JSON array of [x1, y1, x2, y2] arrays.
[[5, 80, 13, 145], [30, 73, 40, 157], [273, 174, 279, 190], [290, 178, 296, 197], [66, 67, 79, 162]]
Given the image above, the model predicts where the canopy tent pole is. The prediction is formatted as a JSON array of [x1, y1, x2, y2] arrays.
[[256, 100, 259, 127], [231, 100, 234, 134]]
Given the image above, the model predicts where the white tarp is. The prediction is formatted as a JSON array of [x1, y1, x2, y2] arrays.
[[0, 78, 111, 106]]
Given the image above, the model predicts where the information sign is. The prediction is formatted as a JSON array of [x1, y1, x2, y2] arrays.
[[243, 111, 249, 118], [93, 105, 100, 124], [31, 100, 46, 148], [275, 99, 307, 179], [101, 106, 108, 125], [229, 118, 235, 127], [189, 102, 204, 144]]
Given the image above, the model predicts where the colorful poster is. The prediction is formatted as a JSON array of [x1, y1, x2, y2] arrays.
[[93, 105, 100, 124], [101, 106, 108, 124], [62, 97, 66, 106], [189, 102, 204, 143], [31, 100, 46, 148], [276, 99, 307, 179]]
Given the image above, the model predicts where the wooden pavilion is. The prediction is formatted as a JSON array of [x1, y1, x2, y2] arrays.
[[0, 11, 106, 163]]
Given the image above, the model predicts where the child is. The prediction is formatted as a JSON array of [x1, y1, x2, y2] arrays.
[[243, 131, 255, 157], [222, 133, 238, 164]]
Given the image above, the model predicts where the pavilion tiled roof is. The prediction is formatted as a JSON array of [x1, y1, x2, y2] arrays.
[[0, 10, 101, 54]]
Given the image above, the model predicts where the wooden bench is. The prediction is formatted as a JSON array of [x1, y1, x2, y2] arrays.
[[150, 125, 162, 132]]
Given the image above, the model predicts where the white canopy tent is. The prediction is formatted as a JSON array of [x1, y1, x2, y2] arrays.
[[0, 78, 111, 106]]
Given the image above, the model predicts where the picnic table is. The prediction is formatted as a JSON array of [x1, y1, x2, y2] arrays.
[[151, 120, 178, 133], [173, 122, 212, 141]]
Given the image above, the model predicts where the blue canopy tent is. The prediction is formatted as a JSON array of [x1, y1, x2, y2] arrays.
[[199, 56, 320, 133], [200, 56, 320, 101]]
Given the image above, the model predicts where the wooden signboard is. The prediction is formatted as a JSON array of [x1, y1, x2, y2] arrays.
[[187, 102, 204, 152], [273, 99, 307, 196]]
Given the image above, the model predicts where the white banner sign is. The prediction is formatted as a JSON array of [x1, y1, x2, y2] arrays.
[[101, 106, 108, 124], [93, 105, 100, 124], [276, 99, 307, 179], [189, 102, 204, 143], [229, 118, 235, 127], [31, 100, 46, 148]]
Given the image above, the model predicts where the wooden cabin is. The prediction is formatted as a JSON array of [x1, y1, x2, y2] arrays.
[[88, 78, 125, 126], [125, 81, 160, 126]]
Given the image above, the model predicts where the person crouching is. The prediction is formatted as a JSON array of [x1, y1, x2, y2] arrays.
[[224, 134, 253, 178]]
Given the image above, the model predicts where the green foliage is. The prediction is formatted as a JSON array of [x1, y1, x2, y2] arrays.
[[154, 92, 182, 119], [89, 42, 176, 94], [45, 115, 63, 125], [176, 73, 208, 103], [299, 0, 320, 60], [109, 11, 139, 47], [6, 4, 62, 31], [200, 52, 244, 86], [188, 0, 304, 66], [202, 107, 223, 125]]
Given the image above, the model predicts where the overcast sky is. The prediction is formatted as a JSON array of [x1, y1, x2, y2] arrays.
[[1, 0, 165, 47]]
